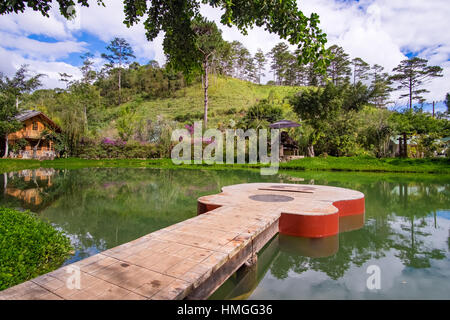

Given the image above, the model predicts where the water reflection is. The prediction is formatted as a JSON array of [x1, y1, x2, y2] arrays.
[[2, 169, 58, 211], [1, 168, 449, 299], [0, 168, 280, 264], [211, 173, 450, 300]]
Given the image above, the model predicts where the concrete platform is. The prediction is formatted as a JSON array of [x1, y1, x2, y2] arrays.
[[0, 183, 364, 300]]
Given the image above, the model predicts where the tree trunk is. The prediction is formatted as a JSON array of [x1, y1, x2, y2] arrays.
[[84, 106, 88, 129], [3, 172, 7, 194], [118, 68, 122, 105], [307, 145, 315, 157], [409, 77, 412, 111], [33, 137, 44, 159], [203, 62, 209, 128], [402, 133, 408, 158], [3, 134, 8, 159]]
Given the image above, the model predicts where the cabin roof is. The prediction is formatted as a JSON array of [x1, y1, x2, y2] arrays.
[[14, 110, 61, 132]]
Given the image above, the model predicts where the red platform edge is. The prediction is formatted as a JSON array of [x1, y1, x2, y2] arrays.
[[279, 197, 365, 238], [198, 197, 365, 238]]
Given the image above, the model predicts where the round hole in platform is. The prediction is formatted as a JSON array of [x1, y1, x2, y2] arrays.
[[249, 194, 294, 202]]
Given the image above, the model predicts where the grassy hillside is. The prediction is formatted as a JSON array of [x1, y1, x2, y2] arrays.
[[101, 76, 305, 135]]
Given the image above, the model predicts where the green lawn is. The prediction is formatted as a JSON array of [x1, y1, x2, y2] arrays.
[[0, 156, 449, 174]]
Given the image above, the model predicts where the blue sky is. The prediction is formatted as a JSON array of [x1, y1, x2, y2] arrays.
[[0, 0, 449, 110]]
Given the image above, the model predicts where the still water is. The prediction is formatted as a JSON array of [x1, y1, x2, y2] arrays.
[[1, 168, 449, 299]]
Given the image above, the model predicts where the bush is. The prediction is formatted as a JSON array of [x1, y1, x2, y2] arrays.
[[174, 112, 203, 122], [0, 207, 73, 291], [241, 99, 283, 129], [75, 139, 159, 159]]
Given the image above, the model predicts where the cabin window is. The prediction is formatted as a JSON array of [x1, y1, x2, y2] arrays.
[[32, 121, 38, 131]]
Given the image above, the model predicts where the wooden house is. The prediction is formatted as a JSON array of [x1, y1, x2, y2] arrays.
[[8, 110, 61, 159]]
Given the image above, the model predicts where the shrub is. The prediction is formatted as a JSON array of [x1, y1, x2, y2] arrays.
[[174, 112, 203, 122], [76, 139, 159, 159], [224, 107, 237, 115], [240, 99, 283, 129], [0, 207, 73, 291]]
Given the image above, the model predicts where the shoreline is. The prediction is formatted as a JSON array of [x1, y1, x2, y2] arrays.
[[0, 157, 449, 175]]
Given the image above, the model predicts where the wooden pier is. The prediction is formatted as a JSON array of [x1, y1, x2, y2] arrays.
[[0, 183, 364, 300]]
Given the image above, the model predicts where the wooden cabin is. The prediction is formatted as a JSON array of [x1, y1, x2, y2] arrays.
[[7, 110, 61, 159]]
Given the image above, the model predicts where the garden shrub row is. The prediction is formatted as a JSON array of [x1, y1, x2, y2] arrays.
[[75, 139, 161, 159]]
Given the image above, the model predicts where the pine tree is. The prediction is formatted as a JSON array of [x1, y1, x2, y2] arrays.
[[369, 64, 393, 108], [352, 57, 370, 84], [390, 57, 443, 110], [101, 38, 136, 105], [268, 43, 291, 85], [254, 49, 266, 84], [80, 52, 97, 84], [327, 45, 351, 86]]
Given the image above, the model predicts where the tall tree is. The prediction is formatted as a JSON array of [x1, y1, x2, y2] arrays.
[[369, 64, 393, 108], [292, 49, 308, 86], [235, 45, 252, 80], [80, 52, 97, 84], [352, 57, 370, 85], [101, 38, 135, 104], [390, 57, 443, 110], [268, 42, 291, 85], [0, 92, 21, 158], [254, 49, 266, 84], [214, 41, 233, 76], [326, 45, 351, 86], [244, 57, 257, 82], [191, 17, 224, 128], [0, 65, 44, 157], [0, 65, 44, 110]]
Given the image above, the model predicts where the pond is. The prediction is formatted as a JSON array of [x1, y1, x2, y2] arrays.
[[1, 168, 449, 299]]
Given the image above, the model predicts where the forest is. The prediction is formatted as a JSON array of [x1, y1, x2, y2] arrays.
[[0, 20, 449, 160]]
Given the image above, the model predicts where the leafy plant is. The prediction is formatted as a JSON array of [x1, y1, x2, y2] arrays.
[[0, 207, 73, 291]]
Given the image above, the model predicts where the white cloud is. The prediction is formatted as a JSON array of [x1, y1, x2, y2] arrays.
[[0, 31, 87, 61], [0, 47, 82, 89], [0, 7, 72, 40]]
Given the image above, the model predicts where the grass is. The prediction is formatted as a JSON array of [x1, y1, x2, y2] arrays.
[[0, 207, 73, 291], [279, 156, 450, 174], [0, 156, 449, 174]]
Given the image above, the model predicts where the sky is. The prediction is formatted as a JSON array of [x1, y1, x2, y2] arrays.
[[0, 0, 449, 112]]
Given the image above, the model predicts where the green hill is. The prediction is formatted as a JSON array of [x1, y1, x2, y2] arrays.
[[100, 76, 305, 136]]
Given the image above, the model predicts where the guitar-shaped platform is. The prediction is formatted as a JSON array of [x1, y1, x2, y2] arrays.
[[198, 183, 365, 238]]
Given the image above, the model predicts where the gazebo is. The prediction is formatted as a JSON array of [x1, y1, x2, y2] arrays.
[[270, 120, 301, 158]]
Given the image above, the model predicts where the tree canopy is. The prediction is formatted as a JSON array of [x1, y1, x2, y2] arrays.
[[390, 57, 443, 110]]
